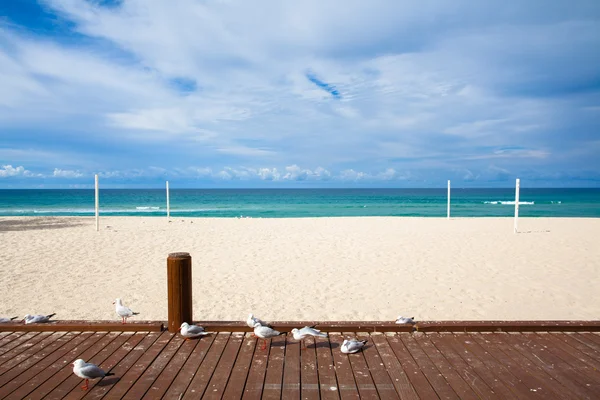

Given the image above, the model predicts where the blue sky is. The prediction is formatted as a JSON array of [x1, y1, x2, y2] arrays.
[[0, 0, 599, 188]]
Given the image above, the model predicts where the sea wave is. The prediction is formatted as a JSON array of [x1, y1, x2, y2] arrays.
[[135, 206, 160, 210], [483, 201, 535, 205]]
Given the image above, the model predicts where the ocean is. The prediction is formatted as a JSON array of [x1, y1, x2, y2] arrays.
[[1, 188, 599, 218]]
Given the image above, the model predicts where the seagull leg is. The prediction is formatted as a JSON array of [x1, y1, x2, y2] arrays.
[[261, 339, 267, 350], [81, 379, 89, 390]]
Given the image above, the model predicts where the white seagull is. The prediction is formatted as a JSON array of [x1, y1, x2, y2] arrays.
[[247, 313, 271, 328], [253, 322, 285, 350], [395, 316, 415, 324], [0, 316, 18, 323], [341, 339, 368, 354], [113, 299, 139, 324], [291, 326, 327, 349], [23, 313, 56, 324], [179, 322, 210, 340], [72, 359, 115, 391]]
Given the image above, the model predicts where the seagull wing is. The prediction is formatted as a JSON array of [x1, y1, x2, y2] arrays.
[[79, 363, 107, 379]]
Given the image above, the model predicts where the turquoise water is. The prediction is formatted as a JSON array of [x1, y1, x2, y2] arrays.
[[0, 188, 599, 218]]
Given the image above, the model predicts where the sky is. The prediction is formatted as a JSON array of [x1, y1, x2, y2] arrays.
[[0, 0, 599, 188]]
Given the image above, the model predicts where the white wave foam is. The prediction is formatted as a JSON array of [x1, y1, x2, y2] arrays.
[[483, 201, 534, 205], [135, 206, 160, 210]]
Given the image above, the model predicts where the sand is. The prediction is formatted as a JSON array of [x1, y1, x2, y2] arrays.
[[0, 216, 598, 322]]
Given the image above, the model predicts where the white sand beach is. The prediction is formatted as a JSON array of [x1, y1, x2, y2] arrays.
[[0, 216, 598, 322]]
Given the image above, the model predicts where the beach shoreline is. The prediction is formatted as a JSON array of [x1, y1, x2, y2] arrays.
[[1, 216, 598, 322]]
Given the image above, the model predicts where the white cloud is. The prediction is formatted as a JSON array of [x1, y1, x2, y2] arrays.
[[0, 165, 36, 177], [0, 0, 598, 186], [52, 168, 84, 178]]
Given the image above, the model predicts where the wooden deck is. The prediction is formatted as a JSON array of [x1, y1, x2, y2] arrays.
[[0, 325, 598, 399]]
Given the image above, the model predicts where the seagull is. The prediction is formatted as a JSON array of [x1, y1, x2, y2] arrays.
[[113, 299, 139, 324], [395, 316, 415, 324], [291, 326, 327, 349], [341, 338, 368, 354], [247, 313, 271, 329], [72, 359, 115, 390], [23, 313, 56, 324], [0, 316, 18, 323], [253, 322, 285, 350], [179, 322, 210, 340]]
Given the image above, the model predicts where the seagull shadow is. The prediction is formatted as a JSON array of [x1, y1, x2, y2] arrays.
[[97, 376, 120, 386]]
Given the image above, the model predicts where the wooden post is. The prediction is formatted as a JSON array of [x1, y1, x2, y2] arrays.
[[95, 174, 99, 232], [167, 252, 193, 333], [514, 178, 520, 233], [447, 180, 451, 219]]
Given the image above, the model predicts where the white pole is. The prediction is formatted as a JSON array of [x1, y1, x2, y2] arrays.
[[447, 180, 451, 219], [95, 174, 99, 232], [166, 180, 170, 219], [514, 178, 520, 233]]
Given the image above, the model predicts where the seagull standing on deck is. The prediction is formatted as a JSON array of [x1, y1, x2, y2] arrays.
[[72, 359, 114, 390], [291, 326, 327, 349], [253, 322, 285, 350], [341, 339, 368, 354], [23, 313, 56, 324], [247, 313, 271, 328], [0, 316, 18, 323], [179, 322, 210, 340], [113, 299, 139, 324]]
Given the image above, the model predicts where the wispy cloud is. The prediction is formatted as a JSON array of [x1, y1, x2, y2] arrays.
[[0, 0, 598, 187]]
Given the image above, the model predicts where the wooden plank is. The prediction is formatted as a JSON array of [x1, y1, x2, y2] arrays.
[[139, 334, 199, 399], [400, 333, 458, 399], [98, 331, 174, 399], [329, 333, 359, 400], [384, 333, 438, 399], [82, 331, 164, 400], [416, 333, 479, 400], [446, 333, 521, 399], [581, 332, 600, 345], [0, 331, 61, 370], [576, 333, 600, 352], [261, 330, 285, 400], [314, 334, 341, 400], [23, 332, 121, 398], [504, 332, 598, 399], [417, 320, 600, 332], [222, 333, 258, 399], [0, 332, 39, 357], [0, 332, 90, 398], [369, 334, 418, 400], [181, 332, 230, 398], [0, 332, 26, 348], [470, 333, 573, 400], [344, 331, 379, 400], [202, 332, 244, 399], [400, 333, 460, 399], [8, 332, 111, 399], [360, 333, 400, 399], [425, 332, 495, 399], [45, 332, 131, 398], [65, 332, 148, 400], [241, 332, 270, 400], [541, 333, 600, 379], [555, 333, 600, 364], [300, 335, 320, 400], [121, 332, 184, 399], [281, 332, 301, 399], [161, 333, 217, 398], [0, 322, 163, 332]]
